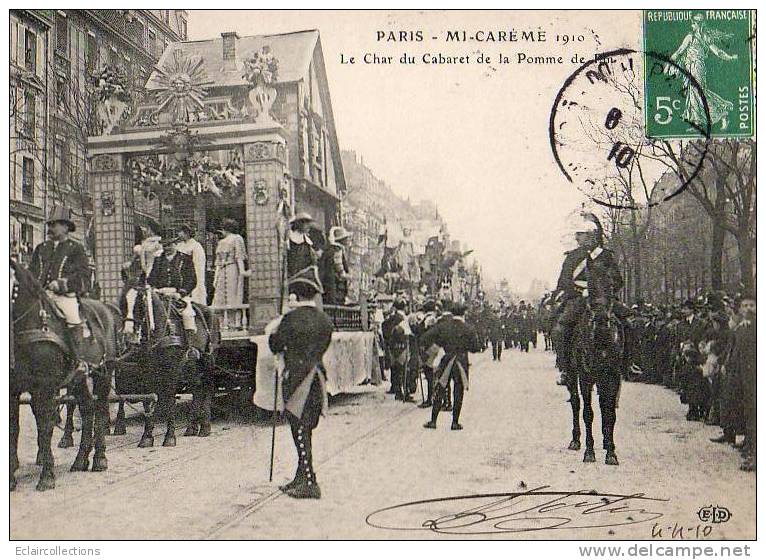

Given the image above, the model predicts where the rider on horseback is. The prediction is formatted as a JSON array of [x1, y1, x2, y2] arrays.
[[122, 219, 163, 336], [552, 211, 624, 386], [28, 206, 93, 373], [147, 230, 198, 335]]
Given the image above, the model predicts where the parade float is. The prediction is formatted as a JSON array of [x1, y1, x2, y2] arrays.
[[86, 31, 380, 407]]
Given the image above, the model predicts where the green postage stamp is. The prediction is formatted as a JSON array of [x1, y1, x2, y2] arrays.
[[643, 9, 754, 138]]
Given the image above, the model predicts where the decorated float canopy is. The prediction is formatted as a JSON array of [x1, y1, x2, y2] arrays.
[[136, 30, 346, 207], [87, 29, 346, 332]]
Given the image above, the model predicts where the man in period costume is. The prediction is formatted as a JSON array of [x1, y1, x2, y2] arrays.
[[382, 298, 415, 402], [268, 267, 334, 499], [422, 302, 482, 430], [320, 226, 352, 306], [147, 231, 198, 334], [123, 218, 163, 335], [552, 211, 623, 386], [415, 299, 439, 407], [488, 305, 505, 361], [29, 206, 93, 371]]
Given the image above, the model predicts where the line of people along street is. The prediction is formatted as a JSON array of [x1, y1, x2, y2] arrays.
[[15, 204, 755, 501], [373, 210, 756, 473]]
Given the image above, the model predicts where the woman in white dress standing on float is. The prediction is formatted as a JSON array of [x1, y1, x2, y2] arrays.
[[212, 218, 250, 328]]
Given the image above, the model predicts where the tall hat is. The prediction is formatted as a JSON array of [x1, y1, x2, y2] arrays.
[[329, 226, 351, 243], [46, 205, 76, 232], [287, 265, 324, 295], [289, 211, 314, 225]]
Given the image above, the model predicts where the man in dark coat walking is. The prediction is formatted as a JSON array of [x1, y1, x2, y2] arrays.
[[382, 298, 414, 402], [488, 306, 504, 361], [422, 302, 482, 430], [268, 268, 334, 498]]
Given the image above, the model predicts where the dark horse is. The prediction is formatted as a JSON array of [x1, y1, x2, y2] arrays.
[[111, 281, 219, 448], [566, 263, 624, 465], [11, 261, 119, 491]]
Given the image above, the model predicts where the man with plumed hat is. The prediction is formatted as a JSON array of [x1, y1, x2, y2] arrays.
[[551, 211, 622, 386], [268, 266, 334, 498], [29, 205, 93, 371]]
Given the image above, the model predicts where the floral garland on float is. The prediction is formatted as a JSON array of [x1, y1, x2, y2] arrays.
[[128, 151, 244, 200]]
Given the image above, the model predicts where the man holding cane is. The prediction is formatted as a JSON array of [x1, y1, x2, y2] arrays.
[[268, 266, 333, 499]]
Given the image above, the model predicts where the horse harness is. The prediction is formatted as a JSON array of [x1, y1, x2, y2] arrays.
[[128, 287, 214, 358], [12, 285, 106, 390]]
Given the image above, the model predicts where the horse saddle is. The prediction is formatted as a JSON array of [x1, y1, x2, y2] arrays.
[[189, 303, 221, 352], [78, 298, 119, 363], [160, 297, 220, 353]]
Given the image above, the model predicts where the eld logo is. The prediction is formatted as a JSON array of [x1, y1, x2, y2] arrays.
[[697, 505, 732, 524]]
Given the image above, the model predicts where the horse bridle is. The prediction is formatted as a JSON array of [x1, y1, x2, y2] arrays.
[[12, 281, 59, 330], [128, 286, 211, 352]]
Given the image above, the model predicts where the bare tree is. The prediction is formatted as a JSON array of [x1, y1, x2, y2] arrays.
[[11, 62, 146, 258], [651, 138, 756, 292]]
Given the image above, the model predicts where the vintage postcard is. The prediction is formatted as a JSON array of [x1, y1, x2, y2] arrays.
[[7, 5, 758, 548]]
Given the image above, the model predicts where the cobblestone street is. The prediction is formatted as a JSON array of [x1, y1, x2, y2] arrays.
[[10, 346, 755, 540]]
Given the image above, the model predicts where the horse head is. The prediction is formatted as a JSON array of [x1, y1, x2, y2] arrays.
[[10, 260, 49, 327], [585, 264, 623, 365]]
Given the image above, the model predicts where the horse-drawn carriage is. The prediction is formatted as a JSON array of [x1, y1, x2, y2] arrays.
[[11, 33, 385, 490]]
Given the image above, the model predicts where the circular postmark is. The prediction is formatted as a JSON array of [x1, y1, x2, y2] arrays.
[[549, 48, 711, 210]]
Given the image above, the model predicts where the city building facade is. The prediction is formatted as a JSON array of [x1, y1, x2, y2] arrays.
[[341, 149, 452, 300], [10, 9, 188, 262]]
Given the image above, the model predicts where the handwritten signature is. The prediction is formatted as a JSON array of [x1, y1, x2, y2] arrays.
[[365, 485, 668, 535]]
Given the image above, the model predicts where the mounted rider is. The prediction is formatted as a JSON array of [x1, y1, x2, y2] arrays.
[[552, 211, 624, 386], [28, 206, 93, 372], [122, 219, 163, 335], [147, 230, 198, 335]]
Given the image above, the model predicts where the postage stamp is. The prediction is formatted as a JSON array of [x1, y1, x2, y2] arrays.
[[549, 48, 710, 210], [643, 9, 755, 138]]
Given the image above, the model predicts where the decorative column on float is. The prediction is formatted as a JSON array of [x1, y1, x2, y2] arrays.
[[91, 153, 135, 303], [243, 135, 290, 331]]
